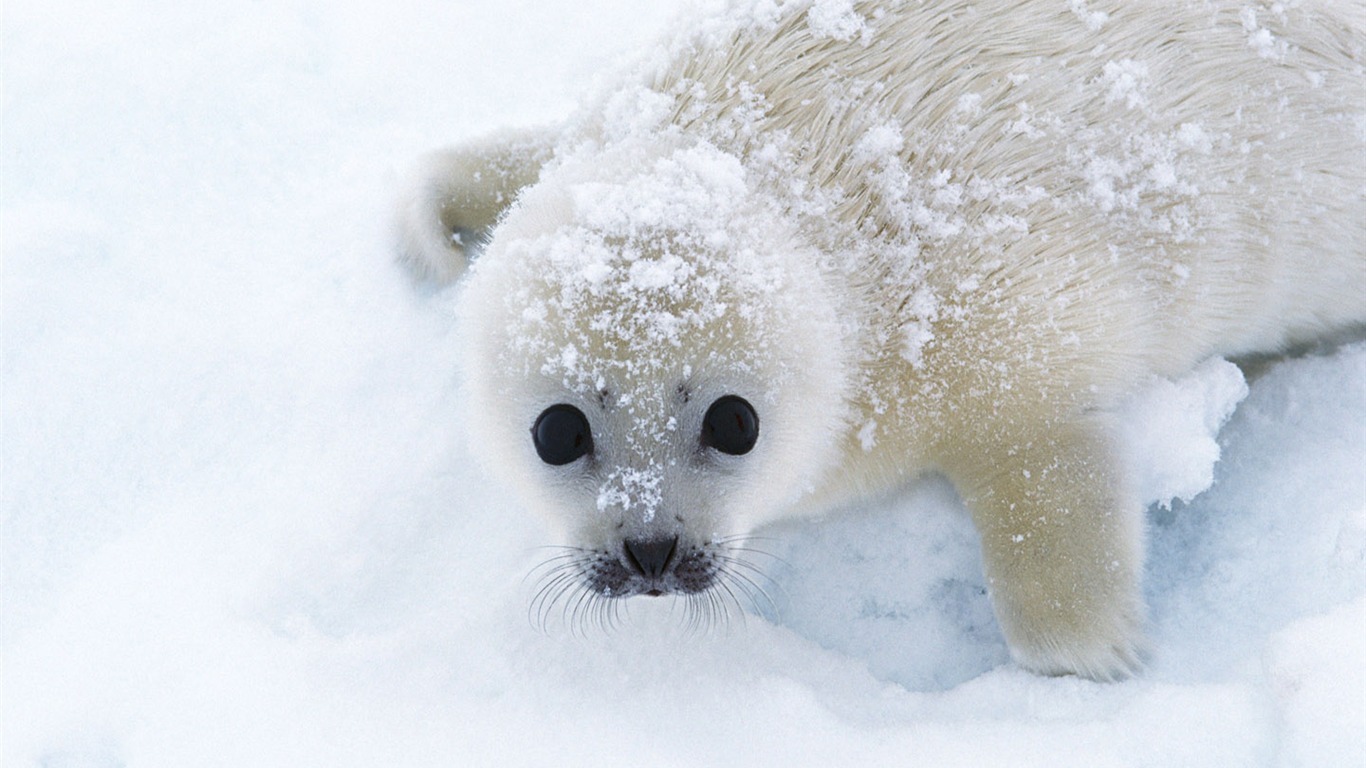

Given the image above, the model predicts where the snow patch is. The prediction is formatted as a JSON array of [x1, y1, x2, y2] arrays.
[[1240, 7, 1290, 61], [857, 419, 877, 451], [1068, 0, 1109, 31], [898, 287, 940, 370], [1099, 59, 1150, 111], [806, 0, 870, 43], [1265, 598, 1366, 767], [1119, 358, 1249, 509]]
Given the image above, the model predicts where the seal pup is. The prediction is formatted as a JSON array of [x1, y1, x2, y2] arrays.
[[398, 0, 1366, 679]]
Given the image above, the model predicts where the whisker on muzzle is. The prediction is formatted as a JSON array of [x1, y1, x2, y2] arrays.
[[524, 536, 785, 633]]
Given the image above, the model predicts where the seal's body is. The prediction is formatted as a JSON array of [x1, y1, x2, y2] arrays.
[[399, 0, 1366, 679]]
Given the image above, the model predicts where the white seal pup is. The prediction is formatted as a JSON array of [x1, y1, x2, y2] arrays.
[[398, 0, 1366, 680]]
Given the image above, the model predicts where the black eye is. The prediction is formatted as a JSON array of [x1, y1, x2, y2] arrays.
[[532, 404, 593, 465], [701, 395, 759, 456]]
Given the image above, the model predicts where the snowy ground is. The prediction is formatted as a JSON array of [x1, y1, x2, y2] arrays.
[[3, 1, 1364, 766]]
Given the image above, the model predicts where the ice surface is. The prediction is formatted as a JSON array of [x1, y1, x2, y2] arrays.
[[3, 1, 1363, 766]]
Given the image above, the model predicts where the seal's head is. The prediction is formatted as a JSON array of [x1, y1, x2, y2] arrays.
[[460, 138, 850, 618]]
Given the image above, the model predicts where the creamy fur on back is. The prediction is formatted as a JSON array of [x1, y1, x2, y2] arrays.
[[398, 0, 1366, 680]]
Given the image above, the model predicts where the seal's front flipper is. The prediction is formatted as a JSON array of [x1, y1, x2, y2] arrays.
[[945, 417, 1147, 681], [396, 126, 556, 284]]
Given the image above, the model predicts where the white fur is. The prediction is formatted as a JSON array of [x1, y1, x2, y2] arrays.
[[400, 0, 1366, 680]]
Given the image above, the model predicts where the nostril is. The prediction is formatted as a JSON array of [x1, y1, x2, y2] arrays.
[[623, 536, 678, 580]]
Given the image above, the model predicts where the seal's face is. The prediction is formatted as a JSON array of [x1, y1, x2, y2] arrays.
[[461, 140, 849, 620], [527, 389, 761, 598]]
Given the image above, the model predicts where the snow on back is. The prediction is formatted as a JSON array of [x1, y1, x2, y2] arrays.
[[1240, 6, 1291, 61], [1100, 59, 1150, 111], [1068, 0, 1109, 32], [806, 0, 871, 43]]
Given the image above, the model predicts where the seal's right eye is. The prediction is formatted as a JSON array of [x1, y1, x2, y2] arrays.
[[532, 404, 593, 465], [701, 395, 759, 456]]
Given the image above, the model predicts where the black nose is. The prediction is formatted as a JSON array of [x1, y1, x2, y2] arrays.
[[623, 536, 678, 580]]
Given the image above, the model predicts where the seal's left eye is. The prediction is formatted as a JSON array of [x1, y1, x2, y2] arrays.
[[701, 395, 759, 456], [532, 404, 593, 465]]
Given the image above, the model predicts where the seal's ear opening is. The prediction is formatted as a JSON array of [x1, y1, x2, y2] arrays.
[[701, 395, 759, 455]]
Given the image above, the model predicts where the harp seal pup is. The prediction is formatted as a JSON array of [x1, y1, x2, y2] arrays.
[[398, 0, 1366, 680]]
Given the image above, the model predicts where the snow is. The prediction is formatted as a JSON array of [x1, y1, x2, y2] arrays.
[[806, 0, 871, 43], [1119, 358, 1249, 510], [3, 1, 1364, 766]]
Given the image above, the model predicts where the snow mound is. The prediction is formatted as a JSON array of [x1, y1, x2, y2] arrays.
[[1120, 357, 1249, 509]]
